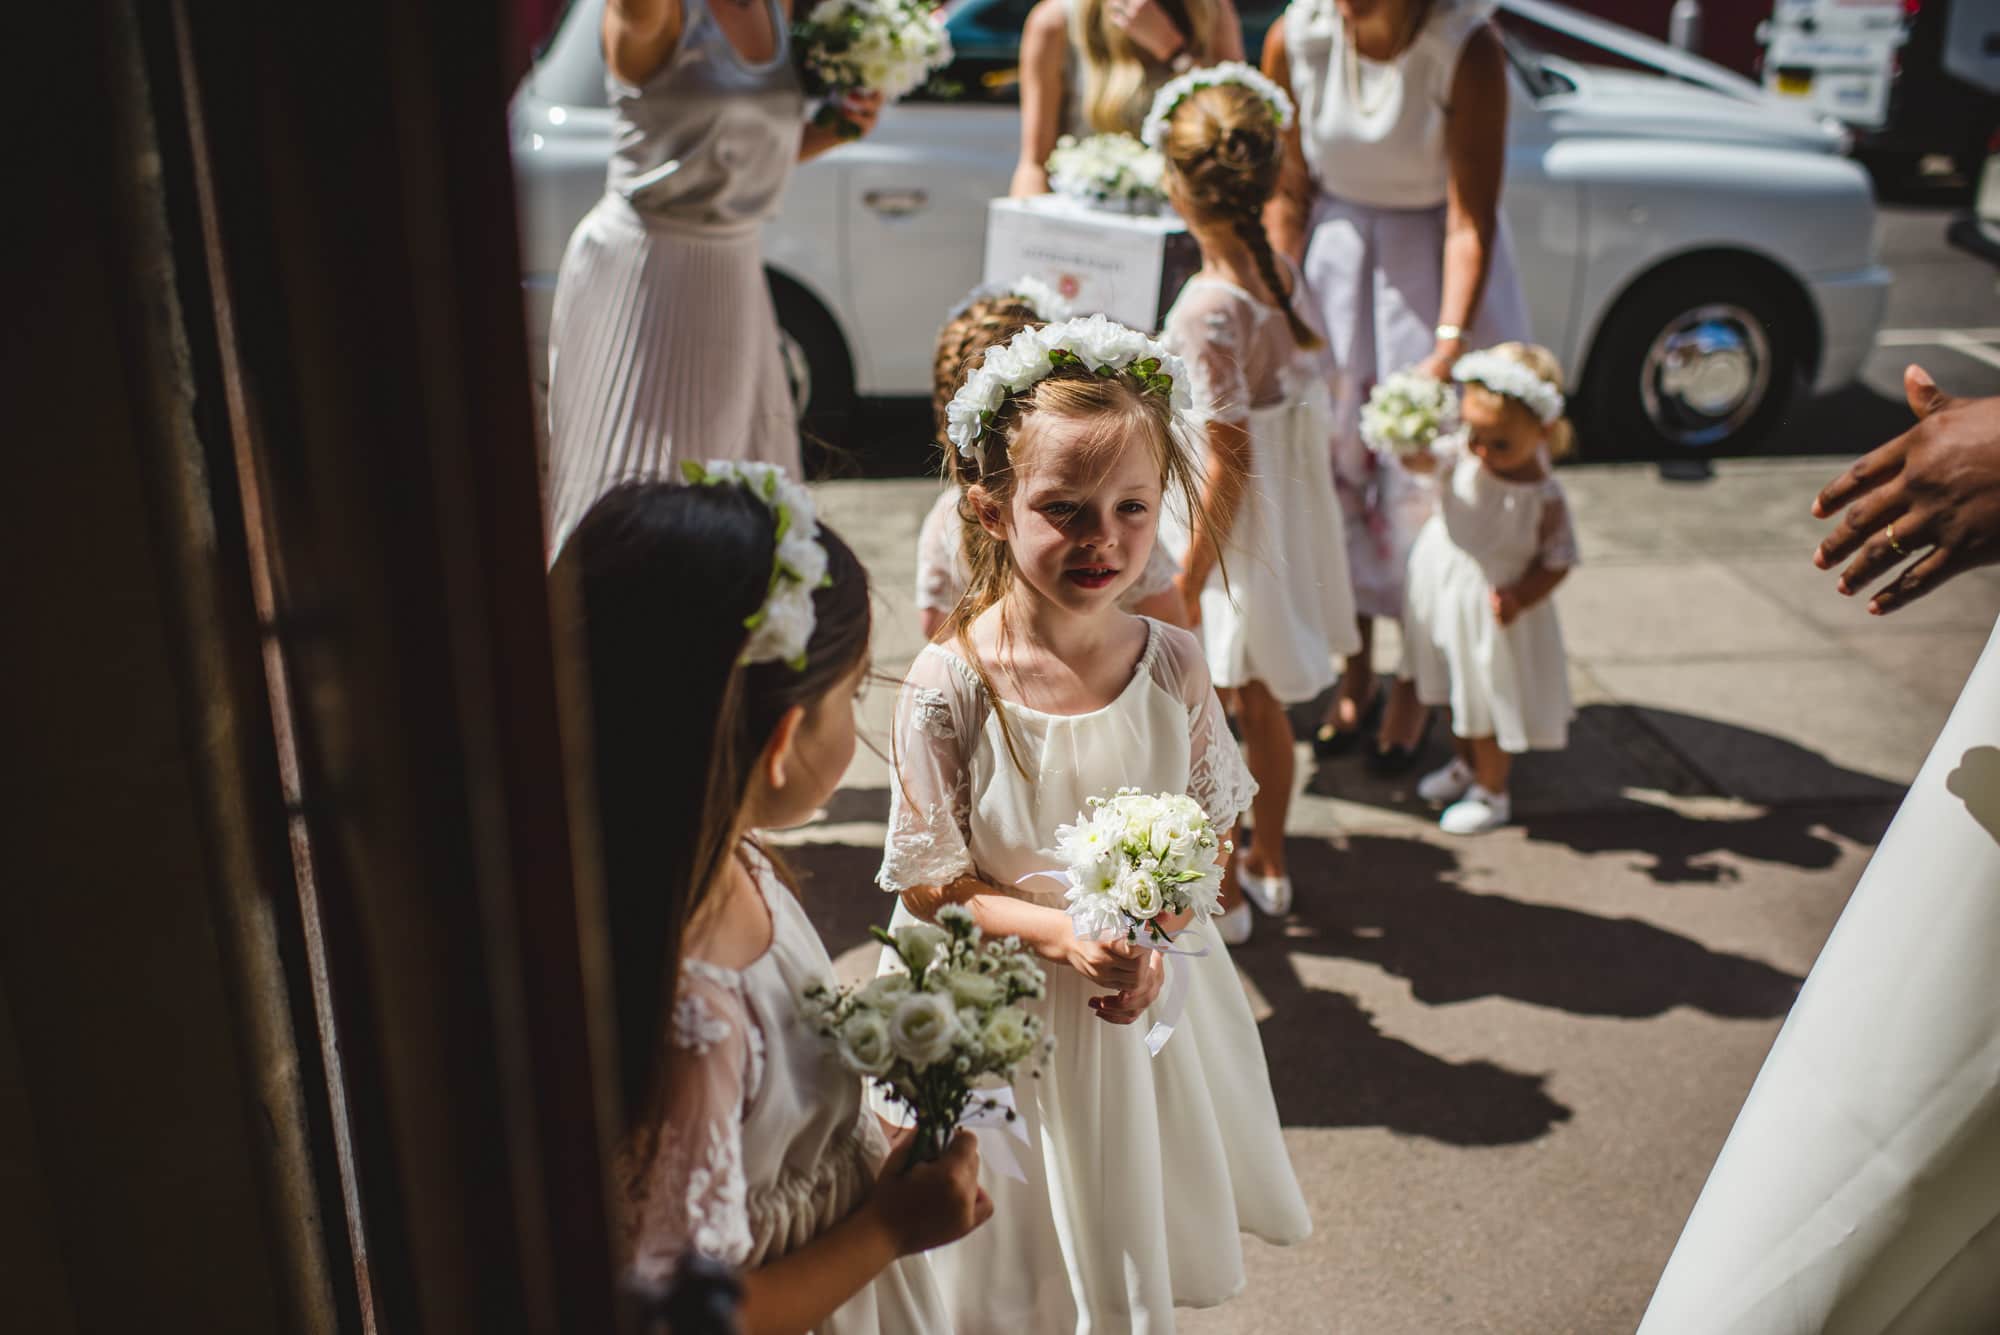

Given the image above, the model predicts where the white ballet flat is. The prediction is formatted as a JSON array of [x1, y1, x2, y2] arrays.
[[1417, 757, 1476, 806], [1440, 786, 1512, 836], [1238, 867, 1294, 916], [1216, 901, 1253, 946]]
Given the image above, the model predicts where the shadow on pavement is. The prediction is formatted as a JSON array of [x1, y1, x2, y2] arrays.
[[1267, 835, 1803, 1021], [1306, 702, 1903, 885]]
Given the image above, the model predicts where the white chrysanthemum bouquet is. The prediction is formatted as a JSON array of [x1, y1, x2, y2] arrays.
[[1359, 368, 1460, 459], [801, 905, 1048, 1164], [1045, 133, 1167, 215], [1057, 789, 1228, 945], [794, 0, 953, 140]]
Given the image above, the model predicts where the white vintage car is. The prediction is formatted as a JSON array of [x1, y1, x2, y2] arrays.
[[511, 0, 1889, 459]]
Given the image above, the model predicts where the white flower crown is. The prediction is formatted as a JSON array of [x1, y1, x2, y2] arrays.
[[942, 275, 1074, 327], [1452, 349, 1567, 425], [945, 314, 1194, 466], [1141, 61, 1297, 152], [679, 460, 830, 671]]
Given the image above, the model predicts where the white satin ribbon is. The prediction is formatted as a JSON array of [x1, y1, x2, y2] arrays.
[[1020, 870, 1212, 1056], [879, 1084, 1032, 1182]]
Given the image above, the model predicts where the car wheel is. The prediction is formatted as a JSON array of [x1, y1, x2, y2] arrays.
[[767, 271, 856, 469], [1580, 260, 1801, 459]]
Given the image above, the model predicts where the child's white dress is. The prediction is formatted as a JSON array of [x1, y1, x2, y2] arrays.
[[877, 618, 1312, 1334], [623, 848, 951, 1335], [1401, 438, 1578, 753], [914, 487, 1180, 623], [1161, 275, 1361, 703]]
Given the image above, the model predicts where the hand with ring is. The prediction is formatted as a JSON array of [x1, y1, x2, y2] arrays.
[[1812, 364, 2000, 615], [1106, 0, 1189, 64]]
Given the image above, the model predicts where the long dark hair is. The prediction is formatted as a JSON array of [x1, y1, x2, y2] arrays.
[[553, 479, 871, 1149]]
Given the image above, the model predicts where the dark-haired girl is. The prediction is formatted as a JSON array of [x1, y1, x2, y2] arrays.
[[1151, 68, 1361, 937], [556, 466, 987, 1334]]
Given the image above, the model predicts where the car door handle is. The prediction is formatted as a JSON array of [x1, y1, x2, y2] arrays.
[[864, 188, 928, 218]]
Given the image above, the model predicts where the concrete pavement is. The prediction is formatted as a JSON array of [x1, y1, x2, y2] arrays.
[[781, 457, 2000, 1334]]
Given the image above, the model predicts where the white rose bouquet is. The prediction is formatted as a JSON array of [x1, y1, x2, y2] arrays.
[[794, 0, 953, 140], [1359, 368, 1460, 460], [1056, 789, 1228, 946], [800, 905, 1049, 1165], [1045, 133, 1167, 215]]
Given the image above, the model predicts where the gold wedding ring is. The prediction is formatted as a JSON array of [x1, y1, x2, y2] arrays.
[[1887, 523, 1906, 557]]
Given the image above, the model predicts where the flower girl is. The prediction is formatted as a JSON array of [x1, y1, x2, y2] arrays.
[[1148, 63, 1361, 932], [879, 314, 1312, 1332], [914, 279, 1180, 638], [554, 470, 989, 1333], [1400, 342, 1580, 834]]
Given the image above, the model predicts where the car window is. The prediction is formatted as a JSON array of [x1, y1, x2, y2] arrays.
[[532, 0, 610, 110], [916, 0, 1288, 106]]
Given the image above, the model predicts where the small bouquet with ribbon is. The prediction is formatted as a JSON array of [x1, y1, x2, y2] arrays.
[[794, 0, 953, 140], [801, 905, 1047, 1171], [1045, 133, 1167, 215], [1039, 789, 1226, 1056], [1359, 368, 1459, 460]]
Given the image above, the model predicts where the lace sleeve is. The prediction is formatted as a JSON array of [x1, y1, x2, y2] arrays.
[[1536, 485, 1580, 572], [878, 650, 980, 893], [1151, 624, 1257, 828], [914, 488, 968, 616], [1165, 288, 1253, 426], [623, 968, 756, 1282]]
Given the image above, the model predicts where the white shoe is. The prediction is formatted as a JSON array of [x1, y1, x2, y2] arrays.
[[1440, 786, 1511, 835], [1238, 866, 1294, 916], [1417, 757, 1476, 806], [1216, 901, 1253, 946]]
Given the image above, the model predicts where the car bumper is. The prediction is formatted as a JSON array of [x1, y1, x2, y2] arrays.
[[1808, 264, 1892, 394]]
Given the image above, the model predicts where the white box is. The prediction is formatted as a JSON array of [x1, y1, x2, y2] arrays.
[[982, 195, 1200, 334]]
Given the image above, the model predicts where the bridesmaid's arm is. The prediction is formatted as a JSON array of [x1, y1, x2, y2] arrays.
[[1259, 17, 1313, 264], [1209, 0, 1246, 63], [1011, 0, 1070, 196], [902, 880, 1150, 999], [1428, 23, 1509, 379], [604, 0, 686, 87]]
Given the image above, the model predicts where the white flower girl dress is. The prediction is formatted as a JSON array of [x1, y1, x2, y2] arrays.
[[877, 619, 1311, 1333], [623, 847, 951, 1334]]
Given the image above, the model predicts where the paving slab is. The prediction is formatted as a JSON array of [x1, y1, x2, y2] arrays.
[[1559, 560, 1836, 664]]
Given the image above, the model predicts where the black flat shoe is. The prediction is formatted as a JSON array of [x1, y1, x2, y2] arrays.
[[1311, 688, 1383, 760], [1365, 709, 1435, 777]]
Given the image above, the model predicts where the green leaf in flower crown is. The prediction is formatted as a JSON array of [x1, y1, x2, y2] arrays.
[[1133, 357, 1160, 378], [680, 459, 709, 484], [772, 503, 793, 545], [743, 605, 769, 631]]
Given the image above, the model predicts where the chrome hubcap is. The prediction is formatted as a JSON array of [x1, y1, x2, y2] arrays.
[[1639, 304, 1771, 448]]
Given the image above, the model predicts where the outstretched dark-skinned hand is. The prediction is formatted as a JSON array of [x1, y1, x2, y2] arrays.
[[1812, 365, 2000, 615]]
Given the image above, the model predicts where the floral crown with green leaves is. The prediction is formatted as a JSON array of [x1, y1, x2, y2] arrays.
[[945, 314, 1193, 468], [679, 460, 830, 671], [1141, 61, 1296, 153]]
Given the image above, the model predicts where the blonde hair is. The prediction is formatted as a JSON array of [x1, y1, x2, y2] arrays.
[[1468, 341, 1576, 459], [1075, 0, 1227, 135], [932, 298, 1046, 444], [1161, 82, 1320, 350], [941, 366, 1215, 775]]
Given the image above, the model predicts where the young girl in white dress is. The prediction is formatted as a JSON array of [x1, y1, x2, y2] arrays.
[[879, 315, 1312, 1333], [1400, 342, 1579, 835], [555, 471, 989, 1333], [915, 282, 1180, 640], [1149, 66, 1361, 935]]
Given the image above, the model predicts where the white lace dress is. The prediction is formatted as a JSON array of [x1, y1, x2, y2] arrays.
[[914, 488, 1179, 622], [1161, 275, 1361, 703], [876, 618, 1312, 1333], [1400, 438, 1577, 753], [621, 849, 951, 1334]]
